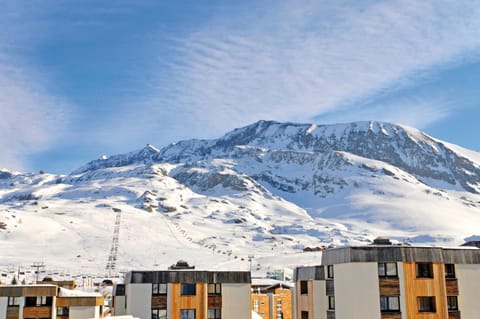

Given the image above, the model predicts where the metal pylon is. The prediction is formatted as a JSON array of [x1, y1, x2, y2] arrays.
[[106, 209, 122, 276]]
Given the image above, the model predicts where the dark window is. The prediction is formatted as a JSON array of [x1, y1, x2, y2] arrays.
[[327, 265, 334, 279], [445, 264, 456, 279], [152, 308, 167, 319], [418, 297, 436, 312], [181, 284, 196, 296], [114, 284, 125, 296], [416, 263, 434, 278], [180, 309, 195, 319], [153, 283, 167, 295], [378, 263, 398, 277], [328, 296, 335, 310], [57, 307, 69, 316], [208, 308, 221, 319], [28, 296, 52, 306], [380, 296, 400, 312], [447, 296, 458, 311], [8, 297, 19, 307], [300, 281, 308, 294], [208, 283, 221, 295], [301, 311, 309, 319]]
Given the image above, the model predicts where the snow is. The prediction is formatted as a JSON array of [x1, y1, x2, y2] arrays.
[[0, 120, 479, 279], [59, 287, 101, 297]]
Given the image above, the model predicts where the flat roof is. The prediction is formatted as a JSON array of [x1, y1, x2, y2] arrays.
[[322, 245, 480, 265], [125, 270, 251, 284]]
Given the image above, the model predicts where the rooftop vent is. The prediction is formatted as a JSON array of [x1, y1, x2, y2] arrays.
[[372, 236, 392, 245], [169, 260, 195, 270]]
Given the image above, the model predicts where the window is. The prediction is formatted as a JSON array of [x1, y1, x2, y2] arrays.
[[153, 283, 167, 295], [418, 297, 436, 313], [447, 296, 458, 311], [380, 296, 400, 312], [328, 296, 335, 310], [445, 264, 456, 279], [57, 307, 69, 316], [8, 297, 19, 307], [327, 265, 334, 279], [416, 263, 434, 278], [208, 283, 221, 295], [208, 308, 221, 319], [25, 296, 52, 307], [253, 300, 259, 312], [152, 308, 167, 319], [180, 309, 195, 319], [277, 299, 282, 310], [378, 263, 398, 277], [114, 284, 125, 296], [301, 311, 309, 319], [300, 281, 308, 294], [181, 284, 196, 296]]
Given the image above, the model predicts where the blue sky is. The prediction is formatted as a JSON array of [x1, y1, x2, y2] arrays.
[[1, 1, 480, 173]]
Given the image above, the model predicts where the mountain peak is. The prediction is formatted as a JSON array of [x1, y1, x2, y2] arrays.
[[71, 144, 161, 174]]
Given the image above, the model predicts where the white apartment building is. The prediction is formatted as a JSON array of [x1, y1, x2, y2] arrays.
[[295, 239, 480, 319], [113, 261, 251, 319]]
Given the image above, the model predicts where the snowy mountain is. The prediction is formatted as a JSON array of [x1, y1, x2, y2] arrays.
[[1, 120, 480, 279]]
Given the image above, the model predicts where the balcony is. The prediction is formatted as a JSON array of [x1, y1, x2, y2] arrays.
[[446, 279, 459, 295], [23, 306, 52, 318], [7, 307, 19, 319], [448, 311, 461, 319]]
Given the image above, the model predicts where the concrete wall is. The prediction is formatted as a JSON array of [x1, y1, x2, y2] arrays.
[[334, 262, 381, 319], [312, 280, 326, 319], [126, 283, 152, 319], [397, 262, 407, 319], [0, 297, 7, 319], [456, 264, 480, 319], [221, 283, 250, 319], [114, 296, 126, 316], [69, 306, 99, 319]]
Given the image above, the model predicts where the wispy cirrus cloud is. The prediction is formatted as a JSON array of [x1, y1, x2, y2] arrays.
[[0, 4, 73, 171], [119, 0, 480, 143]]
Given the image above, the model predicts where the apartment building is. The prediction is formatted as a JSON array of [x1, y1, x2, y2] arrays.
[[295, 239, 480, 319], [0, 284, 57, 319], [0, 284, 104, 319], [251, 282, 293, 319], [113, 260, 251, 319], [56, 288, 104, 319]]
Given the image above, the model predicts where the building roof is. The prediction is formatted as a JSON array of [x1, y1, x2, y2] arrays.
[[125, 270, 251, 284], [321, 245, 480, 265], [0, 284, 58, 297], [295, 244, 480, 280]]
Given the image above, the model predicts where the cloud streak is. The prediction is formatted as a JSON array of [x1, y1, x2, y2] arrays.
[[125, 0, 480, 142], [0, 4, 73, 171]]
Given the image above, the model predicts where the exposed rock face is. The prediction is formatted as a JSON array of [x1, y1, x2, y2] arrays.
[[156, 120, 480, 195], [74, 120, 480, 195]]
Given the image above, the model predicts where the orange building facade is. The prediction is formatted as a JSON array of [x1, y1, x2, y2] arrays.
[[251, 284, 293, 319]]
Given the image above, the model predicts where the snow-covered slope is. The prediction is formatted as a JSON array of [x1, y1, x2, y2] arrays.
[[1, 120, 479, 278]]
